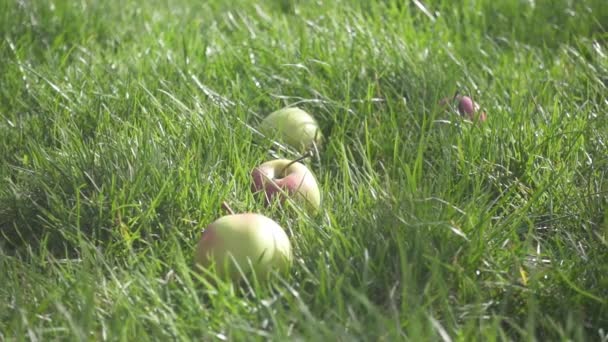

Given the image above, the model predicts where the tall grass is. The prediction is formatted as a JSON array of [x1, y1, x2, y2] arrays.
[[1, 0, 607, 340]]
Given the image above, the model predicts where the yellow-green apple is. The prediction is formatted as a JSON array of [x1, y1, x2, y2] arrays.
[[251, 158, 321, 212], [439, 94, 487, 122], [194, 212, 292, 282], [259, 107, 323, 151]]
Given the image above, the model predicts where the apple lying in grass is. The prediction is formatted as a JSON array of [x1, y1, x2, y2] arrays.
[[194, 208, 292, 282], [251, 156, 321, 212], [259, 107, 323, 151], [439, 94, 487, 122]]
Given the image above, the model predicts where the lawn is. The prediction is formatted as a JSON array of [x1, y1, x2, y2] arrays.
[[1, 0, 607, 340]]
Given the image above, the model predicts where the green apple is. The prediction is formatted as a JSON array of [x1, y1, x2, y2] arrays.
[[259, 107, 323, 151], [194, 213, 293, 282], [251, 158, 321, 212]]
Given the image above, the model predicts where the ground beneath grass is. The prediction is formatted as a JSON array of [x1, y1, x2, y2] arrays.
[[1, 0, 607, 340]]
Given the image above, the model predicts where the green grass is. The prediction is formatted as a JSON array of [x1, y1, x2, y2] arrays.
[[1, 0, 607, 340]]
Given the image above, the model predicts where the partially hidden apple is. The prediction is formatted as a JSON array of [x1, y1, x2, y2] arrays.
[[251, 158, 321, 212], [259, 107, 323, 151], [439, 94, 487, 122], [194, 211, 293, 282]]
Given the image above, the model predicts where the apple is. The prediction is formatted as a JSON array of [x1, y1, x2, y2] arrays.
[[439, 94, 487, 122], [194, 211, 293, 282], [259, 107, 323, 151], [251, 157, 321, 212]]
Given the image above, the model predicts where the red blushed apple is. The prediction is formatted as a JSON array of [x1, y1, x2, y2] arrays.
[[251, 159, 321, 212], [439, 94, 487, 122], [194, 213, 292, 282]]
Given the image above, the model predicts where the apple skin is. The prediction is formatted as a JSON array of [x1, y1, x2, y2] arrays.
[[251, 159, 321, 212], [439, 95, 487, 122], [259, 107, 323, 151], [194, 213, 292, 282]]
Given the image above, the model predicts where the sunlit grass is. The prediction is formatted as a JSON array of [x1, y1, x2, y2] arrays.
[[1, 0, 607, 340]]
